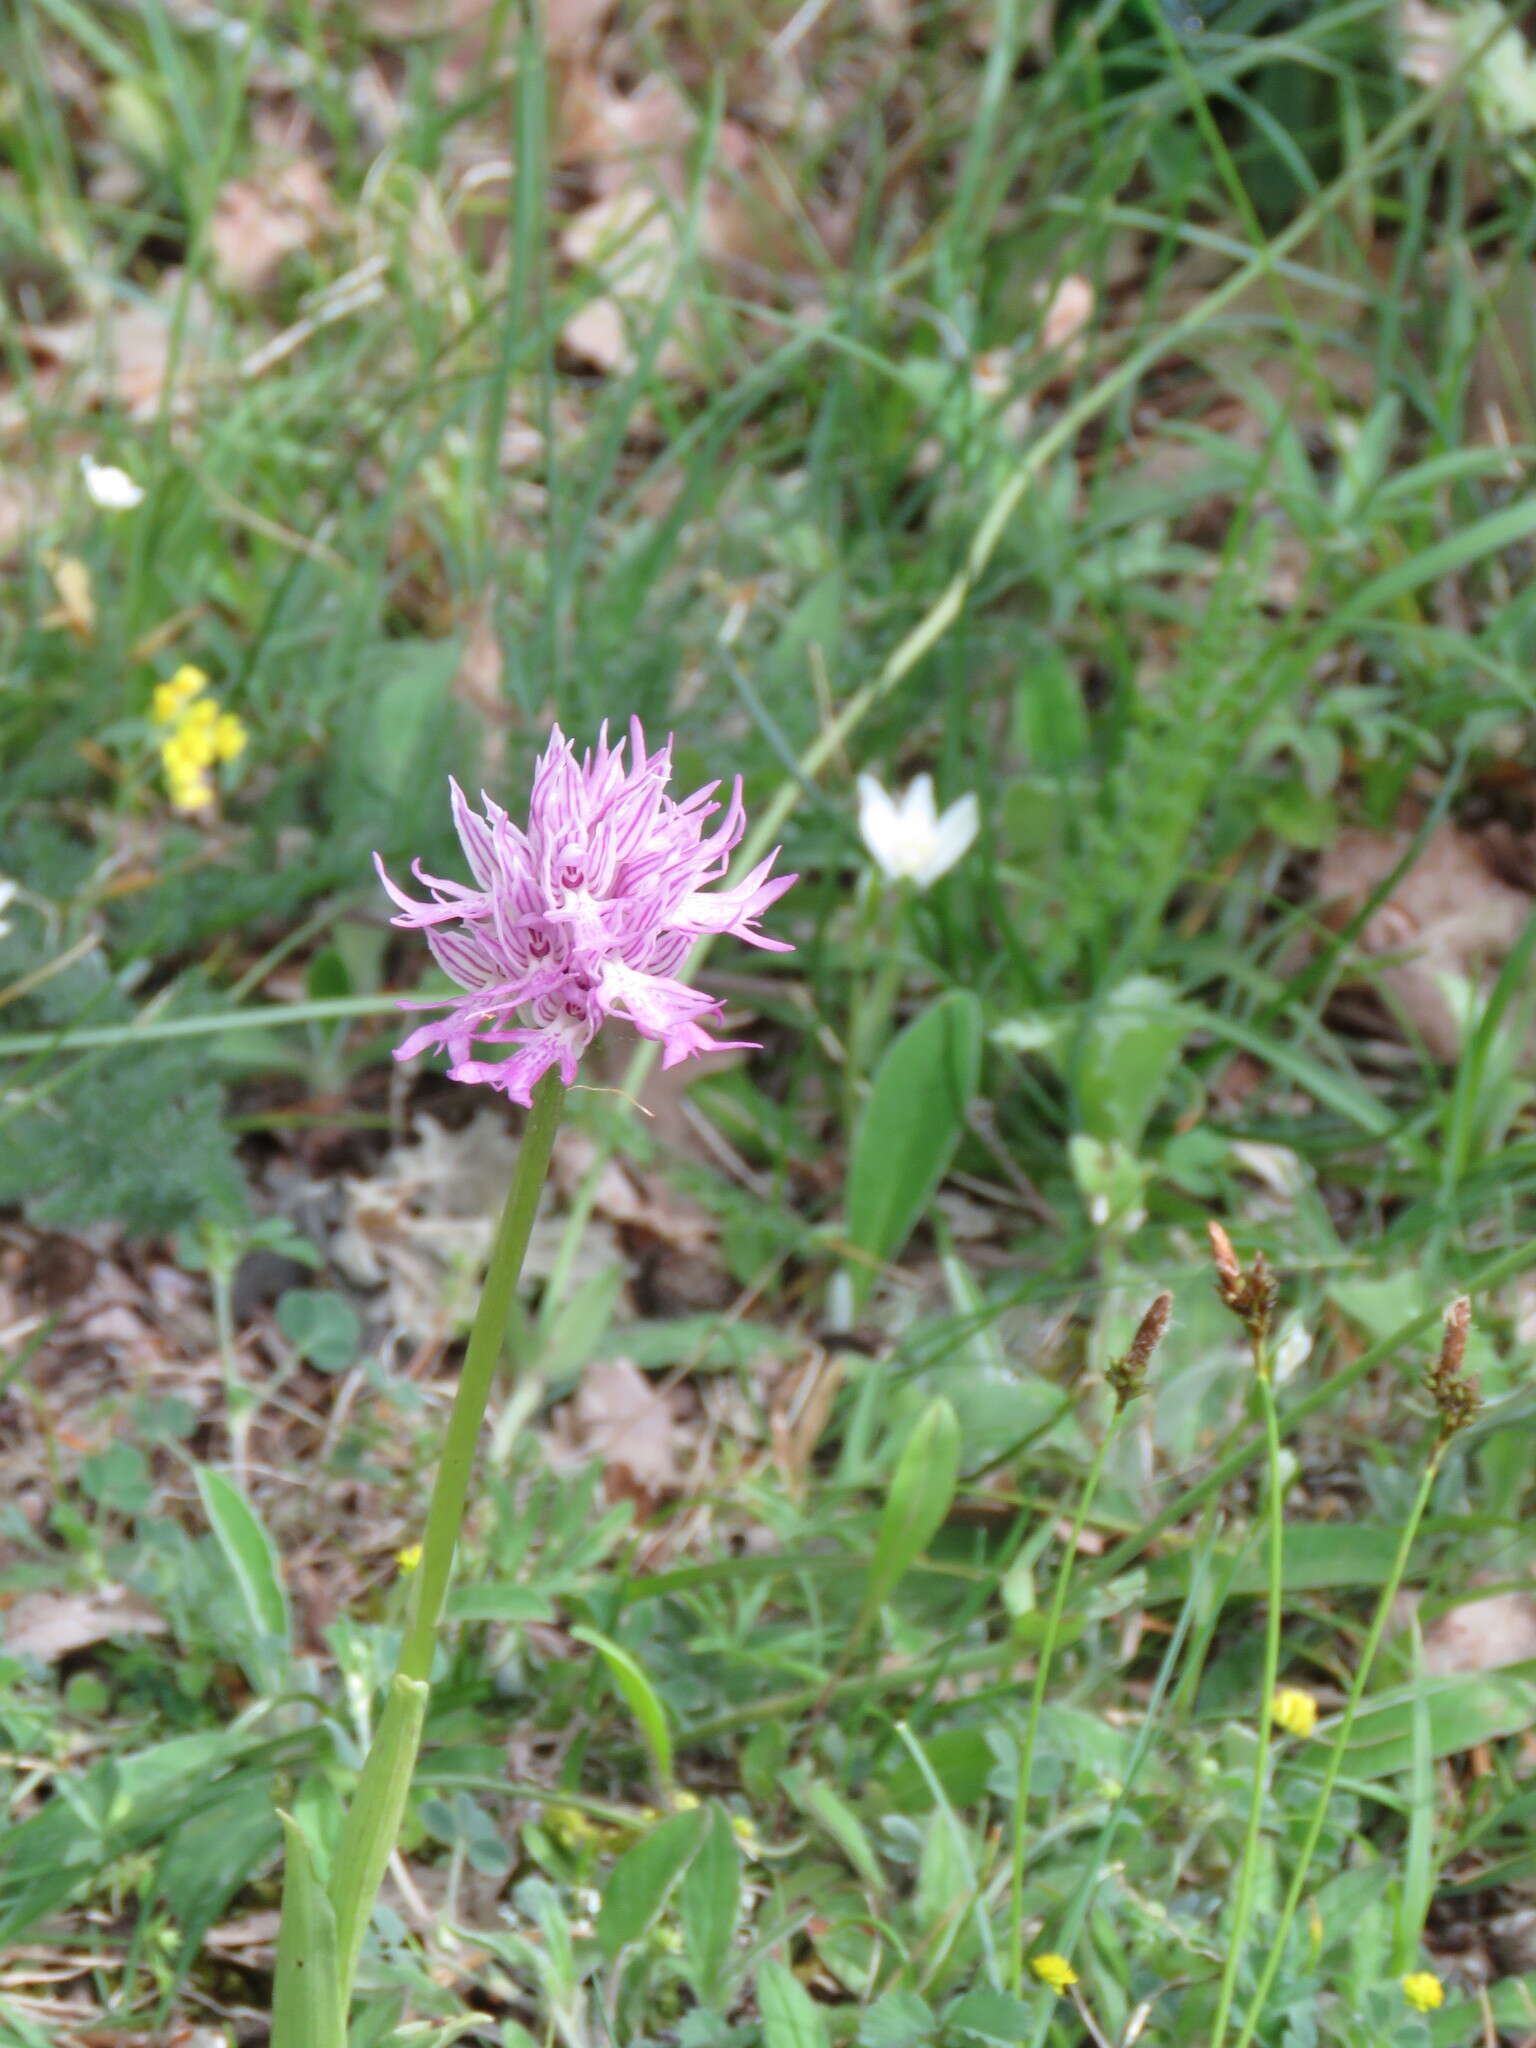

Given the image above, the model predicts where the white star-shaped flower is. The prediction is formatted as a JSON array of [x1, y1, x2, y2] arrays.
[[856, 772, 979, 889]]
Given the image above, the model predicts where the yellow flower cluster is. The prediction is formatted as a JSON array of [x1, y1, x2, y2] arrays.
[[151, 664, 247, 812], [1030, 1953, 1078, 1994], [544, 1802, 627, 1854], [1272, 1686, 1319, 1738], [1401, 1970, 1445, 2012]]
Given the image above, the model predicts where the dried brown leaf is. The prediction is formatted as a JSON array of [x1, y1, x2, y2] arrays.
[[26, 283, 214, 418], [1417, 1588, 1536, 1675], [559, 187, 693, 376], [4, 1585, 168, 1664], [42, 553, 95, 642], [547, 0, 613, 56], [554, 1356, 690, 1510], [0, 473, 53, 560], [1314, 821, 1532, 1061], [862, 0, 911, 36], [552, 1128, 716, 1252], [204, 1910, 282, 1955], [555, 70, 696, 188], [1397, 0, 1459, 88], [770, 1347, 841, 1496], [211, 159, 337, 298]]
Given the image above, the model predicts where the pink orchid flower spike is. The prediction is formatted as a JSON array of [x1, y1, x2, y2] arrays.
[[375, 719, 796, 1105]]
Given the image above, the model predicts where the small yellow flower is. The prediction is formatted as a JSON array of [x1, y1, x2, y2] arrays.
[[212, 711, 248, 763], [1402, 1971, 1445, 2013], [162, 728, 208, 771], [165, 760, 214, 812], [1272, 1686, 1319, 1738], [396, 1544, 422, 1576], [1030, 1953, 1078, 1994], [545, 1803, 603, 1849], [1306, 1897, 1324, 1961], [155, 673, 246, 811], [152, 665, 208, 724], [730, 1812, 762, 1851]]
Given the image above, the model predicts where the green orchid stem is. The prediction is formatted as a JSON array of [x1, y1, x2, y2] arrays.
[[1230, 1446, 1443, 2048], [1009, 1406, 1123, 1997], [400, 1069, 565, 1682], [323, 1068, 564, 2012], [1209, 1362, 1285, 2048]]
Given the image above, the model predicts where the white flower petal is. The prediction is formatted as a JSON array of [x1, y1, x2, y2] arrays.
[[79, 455, 145, 511], [900, 772, 939, 839], [857, 773, 908, 882], [913, 792, 980, 886]]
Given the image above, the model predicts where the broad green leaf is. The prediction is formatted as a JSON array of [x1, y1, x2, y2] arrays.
[[1331, 492, 1536, 631], [156, 1775, 282, 1967], [1013, 646, 1090, 769], [757, 1958, 832, 2048], [897, 1721, 997, 1982], [305, 948, 351, 1003], [858, 1988, 936, 2047], [759, 571, 843, 725], [914, 1801, 973, 1943], [598, 1314, 802, 1372], [1146, 1523, 1407, 1602], [1069, 974, 1194, 1150], [846, 991, 982, 1304], [271, 1811, 345, 2048], [530, 1260, 625, 1378], [194, 1464, 291, 1689], [596, 1805, 707, 1959], [679, 1803, 740, 2005], [80, 1441, 153, 1514], [0, 1729, 280, 1953], [1342, 1662, 1536, 1780], [276, 1289, 362, 1374], [571, 1626, 673, 1789], [1066, 1134, 1149, 1235], [884, 1728, 998, 1813], [353, 640, 457, 810], [946, 1986, 1037, 2043], [1431, 1972, 1536, 2045], [863, 1397, 962, 1623], [789, 1774, 883, 1889], [1181, 1002, 1396, 1139], [444, 1583, 555, 1623], [328, 1671, 430, 2001]]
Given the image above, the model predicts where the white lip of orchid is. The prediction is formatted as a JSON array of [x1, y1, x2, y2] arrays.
[[856, 771, 980, 889], [79, 455, 145, 510]]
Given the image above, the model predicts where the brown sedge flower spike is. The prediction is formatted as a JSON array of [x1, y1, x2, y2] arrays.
[[1423, 1295, 1480, 1445], [1106, 1290, 1172, 1411]]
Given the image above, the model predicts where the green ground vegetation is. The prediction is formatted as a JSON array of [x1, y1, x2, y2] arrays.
[[5, 0, 1536, 2041]]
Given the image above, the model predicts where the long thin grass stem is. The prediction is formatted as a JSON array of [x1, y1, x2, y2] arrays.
[[1230, 1450, 1443, 2048], [1209, 1367, 1285, 2048], [1009, 1414, 1122, 1996]]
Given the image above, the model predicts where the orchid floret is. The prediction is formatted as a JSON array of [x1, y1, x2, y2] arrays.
[[376, 721, 795, 1104]]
